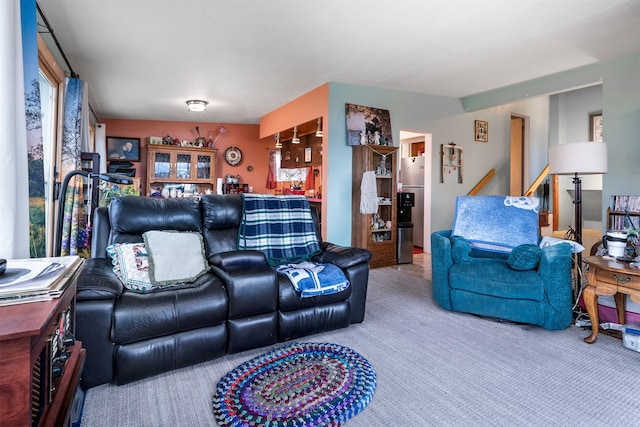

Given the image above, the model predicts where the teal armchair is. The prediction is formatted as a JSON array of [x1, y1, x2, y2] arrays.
[[431, 230, 573, 330]]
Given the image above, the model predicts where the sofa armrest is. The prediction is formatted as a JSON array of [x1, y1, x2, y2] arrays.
[[76, 258, 124, 301], [75, 257, 121, 388], [431, 230, 454, 310], [209, 250, 268, 270], [312, 242, 372, 268], [538, 242, 573, 328], [539, 242, 572, 291], [210, 250, 277, 319], [90, 207, 111, 258]]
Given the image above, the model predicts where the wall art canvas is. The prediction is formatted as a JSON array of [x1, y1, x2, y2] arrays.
[[107, 137, 140, 161], [589, 112, 603, 142], [345, 103, 393, 146]]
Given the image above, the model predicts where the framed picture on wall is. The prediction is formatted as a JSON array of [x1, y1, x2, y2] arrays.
[[107, 136, 140, 161], [345, 103, 393, 146], [304, 146, 312, 163], [589, 112, 603, 142], [474, 120, 488, 142]]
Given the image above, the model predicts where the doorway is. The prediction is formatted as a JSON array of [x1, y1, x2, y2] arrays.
[[510, 115, 530, 196], [399, 130, 432, 253]]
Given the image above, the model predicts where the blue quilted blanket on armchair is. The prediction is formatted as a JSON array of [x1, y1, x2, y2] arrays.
[[238, 194, 321, 266]]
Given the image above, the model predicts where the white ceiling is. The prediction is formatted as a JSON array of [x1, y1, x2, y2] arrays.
[[37, 0, 640, 125]]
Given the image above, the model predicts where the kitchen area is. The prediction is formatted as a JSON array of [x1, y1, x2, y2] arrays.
[[398, 131, 432, 256], [271, 117, 324, 224]]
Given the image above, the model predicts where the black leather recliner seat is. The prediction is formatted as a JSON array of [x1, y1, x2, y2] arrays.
[[76, 195, 371, 388]]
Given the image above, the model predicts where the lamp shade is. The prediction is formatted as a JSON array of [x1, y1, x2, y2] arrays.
[[548, 141, 608, 175], [291, 127, 300, 144]]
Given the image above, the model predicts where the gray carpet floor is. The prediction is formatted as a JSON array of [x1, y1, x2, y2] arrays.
[[80, 266, 640, 426]]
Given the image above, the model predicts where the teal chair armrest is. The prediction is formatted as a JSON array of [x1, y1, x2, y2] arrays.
[[431, 230, 454, 310], [539, 242, 573, 329]]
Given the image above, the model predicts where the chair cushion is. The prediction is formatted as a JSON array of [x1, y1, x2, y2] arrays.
[[112, 273, 228, 345], [507, 244, 541, 271], [450, 259, 544, 301]]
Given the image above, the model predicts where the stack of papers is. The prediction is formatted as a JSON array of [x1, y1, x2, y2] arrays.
[[0, 256, 83, 305]]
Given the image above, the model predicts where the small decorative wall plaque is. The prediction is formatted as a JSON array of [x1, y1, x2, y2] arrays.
[[474, 120, 488, 142], [441, 143, 463, 183]]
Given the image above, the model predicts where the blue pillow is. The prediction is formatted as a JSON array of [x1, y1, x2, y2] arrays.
[[507, 244, 541, 271], [451, 235, 472, 265]]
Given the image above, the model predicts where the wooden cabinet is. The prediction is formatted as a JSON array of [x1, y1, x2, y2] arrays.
[[146, 145, 217, 197], [352, 145, 398, 268], [0, 260, 84, 427]]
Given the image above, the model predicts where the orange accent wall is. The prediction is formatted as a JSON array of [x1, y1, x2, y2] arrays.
[[102, 119, 274, 194], [260, 83, 329, 138], [259, 83, 330, 236]]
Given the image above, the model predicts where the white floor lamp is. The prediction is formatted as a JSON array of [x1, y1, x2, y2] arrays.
[[548, 141, 608, 300]]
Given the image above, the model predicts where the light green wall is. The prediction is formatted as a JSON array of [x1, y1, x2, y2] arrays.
[[324, 85, 551, 245], [325, 84, 463, 245], [323, 54, 639, 248], [465, 54, 640, 231], [599, 55, 640, 210]]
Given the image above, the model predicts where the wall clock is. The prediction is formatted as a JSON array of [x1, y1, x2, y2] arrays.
[[224, 146, 243, 166]]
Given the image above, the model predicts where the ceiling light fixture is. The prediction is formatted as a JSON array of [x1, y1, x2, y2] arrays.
[[292, 127, 300, 144], [274, 133, 282, 149], [315, 118, 323, 138], [186, 99, 208, 112]]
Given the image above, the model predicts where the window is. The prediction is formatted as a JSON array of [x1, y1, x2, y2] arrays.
[[39, 71, 56, 208], [38, 34, 65, 255], [273, 151, 308, 184]]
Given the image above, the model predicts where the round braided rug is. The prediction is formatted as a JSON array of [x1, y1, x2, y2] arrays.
[[212, 342, 377, 426]]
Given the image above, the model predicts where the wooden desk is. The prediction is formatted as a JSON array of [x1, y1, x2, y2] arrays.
[[583, 256, 640, 343], [0, 258, 85, 426]]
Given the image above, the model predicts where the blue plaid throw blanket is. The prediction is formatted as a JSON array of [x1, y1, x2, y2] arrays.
[[276, 262, 350, 298], [239, 194, 321, 266]]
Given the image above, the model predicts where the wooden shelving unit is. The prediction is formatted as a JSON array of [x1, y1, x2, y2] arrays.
[[352, 145, 398, 268]]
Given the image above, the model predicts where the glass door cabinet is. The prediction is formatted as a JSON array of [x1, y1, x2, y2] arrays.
[[146, 145, 217, 197]]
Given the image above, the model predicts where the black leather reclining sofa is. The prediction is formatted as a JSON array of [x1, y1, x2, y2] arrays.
[[75, 195, 372, 388]]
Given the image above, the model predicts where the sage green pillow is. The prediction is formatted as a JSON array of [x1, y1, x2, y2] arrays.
[[507, 244, 541, 271], [143, 230, 209, 287]]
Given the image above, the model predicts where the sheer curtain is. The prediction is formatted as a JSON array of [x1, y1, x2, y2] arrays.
[[266, 149, 278, 189], [0, 0, 31, 258]]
